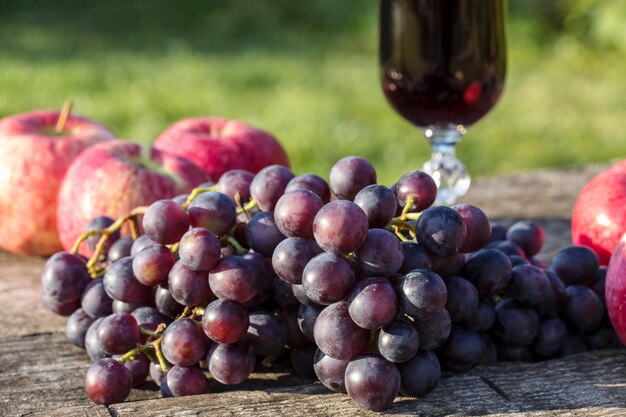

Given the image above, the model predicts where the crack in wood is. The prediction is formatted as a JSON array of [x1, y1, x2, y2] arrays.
[[480, 375, 511, 401]]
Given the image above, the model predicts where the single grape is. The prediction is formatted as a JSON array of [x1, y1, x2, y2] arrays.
[[66, 308, 96, 348], [131, 306, 169, 328], [496, 343, 533, 362], [112, 298, 152, 314], [562, 285, 604, 333], [549, 245, 599, 286], [377, 320, 419, 363], [161, 318, 210, 367], [143, 199, 190, 244], [149, 361, 169, 385], [313, 349, 349, 393], [274, 189, 324, 239], [396, 269, 447, 321], [285, 173, 331, 203], [165, 366, 211, 396], [444, 276, 479, 322], [172, 193, 189, 206], [271, 274, 299, 309], [84, 318, 108, 361], [313, 301, 370, 360], [85, 215, 119, 253], [535, 270, 567, 315], [585, 327, 622, 350], [398, 242, 432, 274], [532, 316, 568, 357], [249, 165, 295, 211], [243, 311, 287, 357], [509, 255, 530, 267], [207, 341, 256, 385], [298, 303, 324, 341], [246, 211, 286, 257], [103, 256, 152, 303], [355, 228, 404, 277], [96, 313, 141, 355], [41, 252, 90, 305], [272, 237, 322, 284], [81, 279, 113, 318], [178, 227, 221, 272], [84, 358, 132, 405], [344, 354, 400, 411], [209, 256, 259, 304], [465, 299, 496, 333], [132, 245, 176, 287], [480, 334, 498, 365], [160, 374, 173, 398], [130, 235, 158, 256], [398, 350, 441, 397], [413, 308, 452, 350], [432, 253, 466, 278], [275, 306, 309, 349], [464, 249, 512, 296], [217, 169, 254, 203], [493, 298, 540, 346], [43, 293, 81, 316], [155, 286, 185, 319], [436, 327, 485, 372], [506, 220, 545, 257], [452, 204, 491, 253], [415, 206, 467, 257], [108, 236, 134, 262], [329, 156, 377, 201], [395, 170, 437, 212], [302, 252, 355, 305], [489, 222, 508, 242], [290, 345, 317, 377], [292, 283, 320, 307], [202, 299, 249, 344], [354, 184, 397, 228], [507, 264, 551, 308], [113, 352, 150, 387], [312, 200, 369, 255], [348, 277, 397, 329], [187, 191, 237, 236], [487, 240, 525, 257], [168, 260, 214, 306], [591, 266, 607, 303], [561, 334, 589, 357]]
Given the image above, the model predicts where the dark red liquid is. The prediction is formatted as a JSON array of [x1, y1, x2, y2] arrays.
[[380, 0, 506, 128]]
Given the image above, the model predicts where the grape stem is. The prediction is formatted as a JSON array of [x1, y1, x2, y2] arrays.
[[116, 347, 141, 364], [399, 196, 415, 221], [388, 218, 416, 241], [236, 198, 257, 216], [222, 236, 247, 255], [182, 185, 218, 210], [153, 337, 169, 373], [139, 326, 158, 336]]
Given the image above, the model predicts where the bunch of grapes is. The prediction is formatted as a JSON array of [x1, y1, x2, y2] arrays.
[[41, 156, 620, 411]]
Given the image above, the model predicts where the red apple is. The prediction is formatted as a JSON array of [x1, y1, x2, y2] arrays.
[[56, 140, 208, 255], [0, 110, 115, 256], [605, 232, 626, 346], [572, 159, 626, 265], [153, 117, 290, 180]]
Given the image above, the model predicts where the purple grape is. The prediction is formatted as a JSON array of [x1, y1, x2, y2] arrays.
[[130, 235, 158, 256], [66, 308, 96, 348], [464, 249, 512, 296], [506, 220, 544, 257], [313, 349, 349, 393], [398, 242, 432, 274], [493, 298, 539, 346], [85, 215, 119, 253], [329, 156, 377, 201], [103, 256, 152, 303], [43, 293, 81, 316], [165, 366, 211, 396], [444, 276, 479, 322], [41, 252, 90, 305], [561, 334, 589, 356], [207, 341, 256, 384], [111, 298, 151, 314], [168, 260, 214, 306], [114, 352, 150, 387], [348, 277, 397, 330], [202, 299, 249, 344], [489, 222, 508, 242], [591, 266, 607, 303], [209, 256, 259, 304], [298, 303, 324, 341], [85, 317, 108, 361], [452, 204, 491, 253], [354, 184, 397, 228], [143, 199, 190, 245], [414, 308, 452, 350], [84, 358, 132, 405], [378, 320, 419, 363], [178, 227, 221, 272], [532, 316, 567, 357], [286, 173, 331, 203], [397, 269, 447, 321], [187, 191, 237, 236], [131, 306, 169, 328], [132, 245, 175, 287], [160, 375, 173, 397], [355, 228, 403, 277], [345, 354, 400, 411], [149, 361, 169, 385], [507, 264, 551, 308], [276, 306, 309, 349], [272, 237, 322, 284], [465, 299, 496, 332], [81, 279, 113, 318], [155, 286, 185, 319], [509, 255, 529, 267], [96, 313, 141, 355], [395, 170, 437, 212], [550, 245, 599, 286], [217, 169, 254, 203], [399, 350, 441, 397], [313, 301, 370, 360], [290, 345, 317, 377], [172, 193, 189, 206], [496, 343, 533, 362], [585, 327, 622, 350], [562, 285, 604, 333], [162, 318, 210, 367], [272, 274, 299, 308], [250, 165, 295, 211], [313, 200, 368, 255], [437, 327, 485, 372], [243, 311, 287, 357], [246, 212, 286, 257], [292, 283, 320, 307], [108, 236, 133, 262], [432, 253, 466, 278], [274, 189, 324, 239], [480, 335, 498, 365], [487, 240, 525, 257], [535, 270, 567, 315], [415, 206, 467, 257], [302, 252, 355, 305]]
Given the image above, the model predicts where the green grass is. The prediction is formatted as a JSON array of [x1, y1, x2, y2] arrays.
[[0, 0, 624, 185]]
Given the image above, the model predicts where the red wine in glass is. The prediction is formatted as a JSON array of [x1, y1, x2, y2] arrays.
[[380, 0, 507, 204]]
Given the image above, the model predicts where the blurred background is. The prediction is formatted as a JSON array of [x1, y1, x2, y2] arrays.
[[0, 0, 624, 185]]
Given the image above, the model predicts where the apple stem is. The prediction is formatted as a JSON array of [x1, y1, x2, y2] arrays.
[[55, 100, 74, 133]]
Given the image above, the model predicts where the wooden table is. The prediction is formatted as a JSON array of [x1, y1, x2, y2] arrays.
[[2, 164, 625, 417]]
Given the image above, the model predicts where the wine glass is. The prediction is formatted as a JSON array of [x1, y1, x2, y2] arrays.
[[380, 0, 507, 204]]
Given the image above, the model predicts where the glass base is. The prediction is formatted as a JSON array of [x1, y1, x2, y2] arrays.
[[422, 126, 471, 205]]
